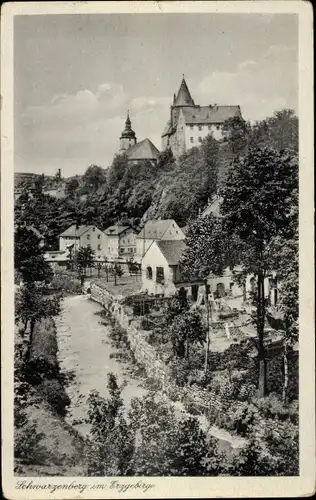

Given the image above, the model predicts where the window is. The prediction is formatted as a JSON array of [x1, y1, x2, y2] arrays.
[[198, 137, 202, 143], [198, 125, 202, 131], [87, 234, 91, 240], [97, 234, 101, 239], [127, 239, 130, 243], [176, 230, 178, 234], [208, 125, 212, 130], [146, 267, 153, 280], [190, 137, 194, 143], [133, 248, 136, 252], [190, 125, 194, 130], [92, 227, 95, 232], [156, 266, 165, 284], [120, 248, 124, 253], [97, 244, 101, 251], [122, 239, 125, 244], [216, 125, 220, 130], [129, 248, 133, 252], [230, 282, 234, 290]]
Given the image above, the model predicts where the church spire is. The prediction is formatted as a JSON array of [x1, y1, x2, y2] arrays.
[[120, 109, 137, 151], [174, 76, 195, 106]]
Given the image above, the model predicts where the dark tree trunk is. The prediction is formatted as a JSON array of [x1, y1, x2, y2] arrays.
[[257, 272, 267, 397]]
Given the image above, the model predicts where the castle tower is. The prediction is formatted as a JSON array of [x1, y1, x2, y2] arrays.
[[120, 110, 137, 151], [174, 75, 195, 107], [171, 76, 195, 126]]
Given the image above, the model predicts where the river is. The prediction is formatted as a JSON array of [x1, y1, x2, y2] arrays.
[[55, 294, 147, 436]]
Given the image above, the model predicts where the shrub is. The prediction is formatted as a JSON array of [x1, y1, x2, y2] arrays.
[[37, 379, 70, 417], [228, 402, 259, 436], [183, 401, 202, 416], [49, 274, 82, 295], [15, 423, 47, 465]]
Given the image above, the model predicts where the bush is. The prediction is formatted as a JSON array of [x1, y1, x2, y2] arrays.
[[183, 401, 202, 416], [15, 420, 47, 465], [37, 379, 70, 417], [253, 393, 298, 424], [49, 274, 82, 295], [227, 402, 259, 436]]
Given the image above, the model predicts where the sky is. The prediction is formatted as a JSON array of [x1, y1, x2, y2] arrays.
[[14, 13, 298, 176]]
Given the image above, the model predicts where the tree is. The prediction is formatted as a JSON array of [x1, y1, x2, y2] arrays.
[[128, 393, 178, 475], [171, 417, 218, 476], [113, 263, 124, 286], [75, 245, 95, 278], [169, 309, 206, 358], [220, 147, 298, 397], [65, 177, 80, 199], [15, 226, 52, 284], [15, 282, 62, 346], [87, 373, 134, 476], [80, 164, 107, 194]]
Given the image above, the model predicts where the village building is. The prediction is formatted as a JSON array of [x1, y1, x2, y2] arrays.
[[141, 239, 202, 299], [104, 224, 137, 260], [136, 219, 185, 261], [161, 76, 243, 159], [118, 111, 159, 165], [59, 224, 106, 260]]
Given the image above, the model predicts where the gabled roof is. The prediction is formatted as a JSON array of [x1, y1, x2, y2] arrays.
[[59, 225, 94, 237], [137, 219, 176, 239], [181, 105, 241, 125], [156, 240, 186, 266], [174, 77, 195, 107], [104, 225, 132, 236], [25, 226, 44, 240], [201, 196, 223, 218], [126, 138, 159, 161]]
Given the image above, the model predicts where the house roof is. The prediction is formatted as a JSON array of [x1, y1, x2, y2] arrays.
[[181, 105, 241, 125], [25, 226, 45, 240], [125, 138, 159, 161], [104, 225, 131, 236], [59, 225, 94, 238], [201, 196, 223, 218], [156, 240, 187, 266], [174, 77, 195, 107], [137, 219, 176, 239]]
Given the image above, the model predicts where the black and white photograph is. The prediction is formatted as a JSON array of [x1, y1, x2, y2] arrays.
[[1, 1, 314, 498]]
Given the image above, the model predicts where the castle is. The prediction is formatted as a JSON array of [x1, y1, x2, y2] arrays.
[[161, 76, 243, 159], [117, 76, 243, 164]]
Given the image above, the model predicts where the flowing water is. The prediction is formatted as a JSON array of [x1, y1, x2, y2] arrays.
[[55, 294, 147, 436]]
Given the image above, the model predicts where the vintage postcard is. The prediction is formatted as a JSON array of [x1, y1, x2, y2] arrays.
[[1, 1, 315, 498]]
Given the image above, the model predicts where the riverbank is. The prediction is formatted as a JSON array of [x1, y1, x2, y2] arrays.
[[15, 317, 86, 476]]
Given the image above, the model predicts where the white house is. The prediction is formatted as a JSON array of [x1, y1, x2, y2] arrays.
[[59, 225, 106, 260], [104, 225, 137, 260], [141, 239, 203, 299], [136, 219, 185, 261]]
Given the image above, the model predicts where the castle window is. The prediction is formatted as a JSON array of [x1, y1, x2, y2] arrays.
[[198, 137, 202, 143], [190, 137, 194, 143]]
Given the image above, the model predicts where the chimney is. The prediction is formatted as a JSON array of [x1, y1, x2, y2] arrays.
[[57, 168, 61, 179]]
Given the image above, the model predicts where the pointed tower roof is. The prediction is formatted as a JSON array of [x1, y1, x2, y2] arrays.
[[121, 110, 136, 139], [174, 76, 195, 107]]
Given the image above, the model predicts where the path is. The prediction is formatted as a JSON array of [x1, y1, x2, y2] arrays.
[[55, 295, 146, 436]]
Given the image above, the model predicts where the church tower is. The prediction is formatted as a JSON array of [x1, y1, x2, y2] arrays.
[[120, 110, 137, 152]]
